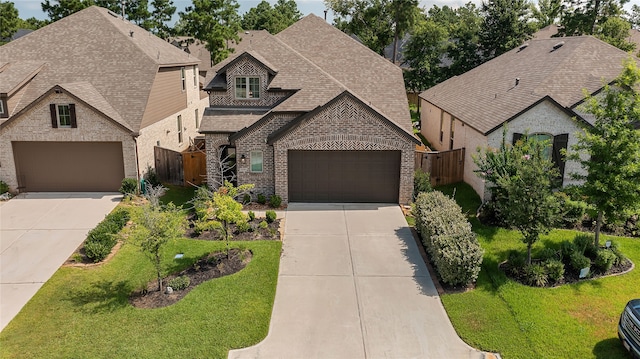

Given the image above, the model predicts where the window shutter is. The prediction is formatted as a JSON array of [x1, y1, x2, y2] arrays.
[[50, 104, 58, 128], [552, 134, 569, 179], [69, 104, 77, 128], [512, 133, 523, 145]]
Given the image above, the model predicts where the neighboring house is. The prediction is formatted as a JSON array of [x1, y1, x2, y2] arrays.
[[536, 24, 640, 51], [0, 6, 209, 192], [169, 36, 214, 79], [201, 14, 417, 204], [419, 36, 634, 199]]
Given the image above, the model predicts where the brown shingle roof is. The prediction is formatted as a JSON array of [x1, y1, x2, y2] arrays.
[[203, 15, 412, 135], [420, 36, 633, 135], [0, 6, 199, 133], [200, 108, 270, 133], [0, 61, 45, 94]]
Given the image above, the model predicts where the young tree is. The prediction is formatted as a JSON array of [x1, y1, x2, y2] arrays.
[[0, 1, 19, 44], [475, 131, 560, 264], [568, 59, 640, 247], [210, 181, 254, 257], [479, 0, 535, 60], [178, 0, 242, 64], [131, 203, 186, 292]]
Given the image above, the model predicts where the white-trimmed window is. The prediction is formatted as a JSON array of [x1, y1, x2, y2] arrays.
[[235, 77, 260, 99], [180, 67, 186, 91], [177, 115, 183, 143], [193, 65, 198, 87], [0, 97, 5, 118], [250, 150, 263, 172], [195, 108, 199, 129]]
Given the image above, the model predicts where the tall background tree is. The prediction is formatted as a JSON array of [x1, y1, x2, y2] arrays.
[[0, 1, 19, 43], [241, 0, 302, 34], [147, 0, 176, 39], [41, 0, 93, 21], [531, 0, 562, 28], [178, 0, 242, 64], [568, 59, 640, 247], [479, 0, 535, 60]]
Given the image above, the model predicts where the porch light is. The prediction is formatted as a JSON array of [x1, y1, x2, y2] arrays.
[[240, 154, 246, 164]]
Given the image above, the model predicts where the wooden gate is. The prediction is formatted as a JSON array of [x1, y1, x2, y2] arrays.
[[182, 150, 207, 186], [415, 148, 465, 187], [154, 146, 183, 185]]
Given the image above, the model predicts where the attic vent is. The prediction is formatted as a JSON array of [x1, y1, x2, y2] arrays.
[[518, 43, 529, 52], [107, 10, 118, 18], [551, 41, 565, 51]]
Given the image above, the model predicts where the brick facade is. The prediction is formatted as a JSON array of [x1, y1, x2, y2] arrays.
[[0, 92, 137, 192]]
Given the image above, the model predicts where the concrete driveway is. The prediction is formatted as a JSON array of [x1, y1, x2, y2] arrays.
[[229, 203, 485, 359], [0, 192, 121, 331]]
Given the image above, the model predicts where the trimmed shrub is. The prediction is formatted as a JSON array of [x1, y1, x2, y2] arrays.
[[193, 220, 221, 235], [545, 259, 565, 284], [413, 191, 484, 286], [569, 252, 591, 273], [269, 195, 282, 208], [167, 276, 190, 291], [554, 191, 588, 227], [84, 208, 129, 262], [560, 240, 576, 260], [143, 166, 161, 187], [524, 263, 548, 287], [594, 250, 617, 273], [413, 170, 432, 200], [259, 220, 269, 229], [119, 178, 138, 197], [265, 210, 277, 223], [247, 211, 255, 221], [573, 234, 597, 258], [243, 193, 251, 204], [257, 193, 266, 205], [236, 220, 250, 233], [0, 180, 9, 194], [538, 247, 558, 261], [507, 250, 526, 276]]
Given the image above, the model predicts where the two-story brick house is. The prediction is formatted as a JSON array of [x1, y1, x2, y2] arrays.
[[0, 6, 209, 192], [200, 15, 418, 204]]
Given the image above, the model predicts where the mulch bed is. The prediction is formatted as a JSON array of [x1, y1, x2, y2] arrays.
[[499, 259, 634, 288], [242, 203, 287, 211], [185, 213, 282, 241], [130, 248, 252, 309]]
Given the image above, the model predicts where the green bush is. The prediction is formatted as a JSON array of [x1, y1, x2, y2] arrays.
[[507, 250, 526, 276], [269, 195, 282, 208], [243, 193, 251, 204], [524, 263, 548, 287], [594, 250, 617, 273], [545, 259, 565, 284], [413, 170, 432, 200], [0, 180, 9, 194], [611, 244, 627, 266], [573, 234, 597, 258], [84, 208, 130, 262], [193, 220, 221, 235], [257, 193, 266, 205], [167, 276, 190, 291], [265, 210, 277, 223], [236, 220, 250, 233], [247, 211, 255, 221], [554, 191, 588, 227], [119, 178, 138, 197], [569, 252, 591, 273], [560, 240, 576, 260], [259, 220, 268, 229], [538, 247, 558, 261], [413, 191, 484, 286], [143, 166, 161, 187]]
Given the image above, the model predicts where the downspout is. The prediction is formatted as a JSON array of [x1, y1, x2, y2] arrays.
[[132, 132, 141, 191]]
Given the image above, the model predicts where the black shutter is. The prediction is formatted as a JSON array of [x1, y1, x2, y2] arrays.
[[512, 133, 523, 145], [50, 104, 58, 128], [552, 134, 569, 179], [69, 104, 77, 128]]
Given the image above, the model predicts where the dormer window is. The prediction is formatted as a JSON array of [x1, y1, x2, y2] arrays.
[[0, 95, 7, 118], [235, 77, 260, 99]]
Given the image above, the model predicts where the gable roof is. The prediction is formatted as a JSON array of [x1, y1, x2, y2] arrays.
[[0, 6, 199, 132], [203, 15, 412, 136], [420, 36, 634, 135]]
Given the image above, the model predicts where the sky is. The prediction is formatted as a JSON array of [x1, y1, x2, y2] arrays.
[[11, 0, 640, 24]]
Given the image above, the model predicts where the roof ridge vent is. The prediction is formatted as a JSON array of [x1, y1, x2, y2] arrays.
[[107, 10, 118, 18], [518, 43, 529, 52], [551, 41, 564, 51]]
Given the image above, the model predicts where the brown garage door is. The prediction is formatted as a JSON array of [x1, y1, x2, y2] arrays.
[[12, 141, 125, 192], [288, 150, 400, 203]]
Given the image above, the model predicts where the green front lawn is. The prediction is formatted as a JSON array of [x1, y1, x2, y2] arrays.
[[435, 182, 640, 359], [159, 184, 197, 207], [0, 239, 281, 359]]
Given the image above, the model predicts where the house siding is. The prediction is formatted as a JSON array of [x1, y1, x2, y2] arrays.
[[272, 96, 414, 204], [141, 66, 190, 129], [420, 101, 453, 151], [0, 92, 137, 192]]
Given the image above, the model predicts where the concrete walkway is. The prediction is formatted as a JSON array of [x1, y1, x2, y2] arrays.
[[229, 203, 485, 359], [0, 192, 121, 331]]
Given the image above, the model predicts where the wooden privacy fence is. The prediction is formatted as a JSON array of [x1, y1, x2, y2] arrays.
[[415, 148, 465, 187], [154, 146, 207, 186]]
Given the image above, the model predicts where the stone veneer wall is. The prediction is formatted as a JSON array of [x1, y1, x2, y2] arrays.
[[0, 92, 137, 192], [272, 96, 415, 204], [209, 57, 288, 107]]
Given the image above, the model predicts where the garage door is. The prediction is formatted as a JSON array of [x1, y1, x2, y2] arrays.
[[12, 141, 125, 192], [288, 150, 400, 203]]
